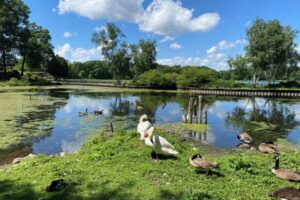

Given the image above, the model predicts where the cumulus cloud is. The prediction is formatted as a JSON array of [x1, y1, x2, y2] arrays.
[[63, 31, 72, 38], [54, 43, 102, 62], [207, 39, 246, 54], [52, 8, 56, 13], [296, 44, 300, 52], [58, 0, 144, 22], [169, 42, 182, 49], [139, 0, 220, 35], [159, 36, 174, 43], [57, 0, 220, 35], [95, 26, 106, 33]]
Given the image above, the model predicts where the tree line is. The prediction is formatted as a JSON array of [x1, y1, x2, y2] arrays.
[[1, 0, 299, 88]]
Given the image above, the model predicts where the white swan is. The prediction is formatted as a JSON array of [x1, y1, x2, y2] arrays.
[[144, 127, 179, 159], [137, 114, 152, 141]]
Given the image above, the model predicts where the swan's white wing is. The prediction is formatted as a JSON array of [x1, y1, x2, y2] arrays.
[[155, 135, 175, 149], [137, 123, 143, 133]]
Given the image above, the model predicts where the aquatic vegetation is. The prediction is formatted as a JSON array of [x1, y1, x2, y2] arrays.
[[0, 91, 67, 151], [0, 130, 299, 200]]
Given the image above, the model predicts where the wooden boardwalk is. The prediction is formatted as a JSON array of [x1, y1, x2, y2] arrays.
[[62, 82, 300, 97]]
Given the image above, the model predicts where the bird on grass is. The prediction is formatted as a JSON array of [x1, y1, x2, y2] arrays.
[[237, 132, 252, 144], [258, 142, 279, 154], [143, 127, 178, 160], [268, 187, 300, 200], [272, 156, 300, 182], [137, 114, 152, 141], [190, 154, 219, 175]]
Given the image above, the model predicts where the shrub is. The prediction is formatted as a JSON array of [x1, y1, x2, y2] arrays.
[[176, 67, 217, 88], [134, 70, 177, 89]]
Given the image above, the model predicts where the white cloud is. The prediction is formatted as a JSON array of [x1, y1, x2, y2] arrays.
[[57, 0, 220, 36], [296, 44, 300, 53], [58, 0, 144, 22], [157, 53, 227, 71], [159, 36, 175, 43], [207, 39, 246, 54], [52, 8, 56, 13], [54, 43, 103, 62], [95, 26, 106, 33], [63, 31, 72, 38], [169, 42, 182, 50], [139, 0, 220, 35]]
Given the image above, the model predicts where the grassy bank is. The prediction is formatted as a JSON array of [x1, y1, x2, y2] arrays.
[[0, 130, 299, 200]]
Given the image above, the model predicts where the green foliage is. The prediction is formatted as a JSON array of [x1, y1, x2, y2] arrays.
[[0, 0, 29, 73], [130, 39, 157, 77], [135, 69, 177, 89], [47, 55, 69, 79], [177, 67, 217, 88], [0, 130, 299, 199], [92, 23, 130, 84]]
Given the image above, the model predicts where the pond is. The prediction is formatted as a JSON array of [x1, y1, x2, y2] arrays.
[[0, 87, 300, 165]]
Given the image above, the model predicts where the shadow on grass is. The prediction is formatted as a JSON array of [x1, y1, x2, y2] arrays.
[[0, 179, 136, 200], [159, 189, 212, 200], [151, 151, 179, 160], [0, 179, 35, 200], [195, 169, 225, 178]]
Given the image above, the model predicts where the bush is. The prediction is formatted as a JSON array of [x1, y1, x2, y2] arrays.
[[4, 77, 29, 86], [204, 79, 245, 88], [176, 67, 217, 88], [134, 70, 177, 89], [22, 72, 49, 85]]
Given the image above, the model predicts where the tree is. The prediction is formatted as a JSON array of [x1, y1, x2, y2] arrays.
[[0, 0, 29, 74], [130, 39, 157, 77], [229, 19, 299, 86], [19, 22, 53, 76], [227, 55, 250, 80], [91, 23, 129, 84], [47, 55, 68, 79]]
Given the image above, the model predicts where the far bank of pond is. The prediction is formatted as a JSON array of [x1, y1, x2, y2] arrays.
[[0, 86, 300, 165]]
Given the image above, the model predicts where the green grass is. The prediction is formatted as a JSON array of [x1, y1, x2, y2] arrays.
[[0, 130, 299, 200]]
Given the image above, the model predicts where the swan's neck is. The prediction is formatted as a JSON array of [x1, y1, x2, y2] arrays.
[[274, 158, 279, 170]]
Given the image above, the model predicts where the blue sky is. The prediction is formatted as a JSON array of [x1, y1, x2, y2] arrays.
[[24, 0, 300, 71]]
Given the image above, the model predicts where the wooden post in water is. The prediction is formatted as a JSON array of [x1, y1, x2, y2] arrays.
[[188, 95, 193, 124], [110, 122, 114, 132], [198, 95, 202, 124], [203, 105, 208, 124]]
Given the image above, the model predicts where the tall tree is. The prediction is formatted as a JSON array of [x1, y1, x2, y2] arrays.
[[130, 39, 157, 77], [91, 23, 129, 84], [47, 55, 68, 80], [19, 22, 53, 76], [0, 0, 29, 74]]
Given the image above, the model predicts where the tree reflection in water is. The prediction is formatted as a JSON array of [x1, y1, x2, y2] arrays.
[[226, 97, 299, 146]]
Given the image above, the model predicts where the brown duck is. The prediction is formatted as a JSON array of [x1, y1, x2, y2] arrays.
[[237, 132, 252, 143], [258, 142, 279, 154], [269, 187, 300, 200], [272, 156, 300, 182], [190, 154, 219, 172]]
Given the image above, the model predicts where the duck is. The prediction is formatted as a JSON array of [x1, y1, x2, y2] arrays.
[[137, 114, 152, 141], [268, 187, 300, 200], [137, 105, 144, 111], [143, 127, 178, 160], [190, 154, 219, 174], [79, 108, 88, 116], [258, 142, 279, 154], [93, 110, 104, 115], [272, 156, 300, 182], [237, 132, 252, 144], [237, 143, 256, 150]]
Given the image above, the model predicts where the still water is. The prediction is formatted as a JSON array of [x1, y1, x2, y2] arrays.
[[1, 88, 300, 164]]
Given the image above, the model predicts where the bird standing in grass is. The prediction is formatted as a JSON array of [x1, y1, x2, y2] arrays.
[[272, 156, 300, 182], [143, 127, 178, 160], [137, 114, 152, 141]]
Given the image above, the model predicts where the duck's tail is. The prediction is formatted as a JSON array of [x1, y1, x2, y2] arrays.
[[163, 148, 179, 155]]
